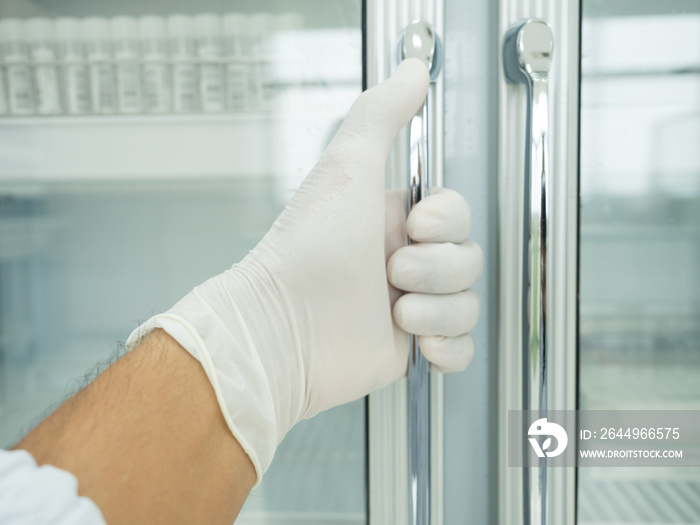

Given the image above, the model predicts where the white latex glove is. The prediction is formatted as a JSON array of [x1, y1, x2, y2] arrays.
[[126, 59, 483, 485]]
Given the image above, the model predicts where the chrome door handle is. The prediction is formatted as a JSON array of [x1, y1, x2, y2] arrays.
[[503, 19, 554, 525], [400, 20, 442, 525]]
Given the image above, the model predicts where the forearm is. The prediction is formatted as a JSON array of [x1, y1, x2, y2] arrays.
[[14, 329, 255, 525]]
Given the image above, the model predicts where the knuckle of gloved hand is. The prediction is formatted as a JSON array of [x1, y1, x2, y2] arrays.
[[445, 242, 477, 291], [393, 290, 480, 336], [407, 189, 472, 243], [388, 242, 478, 294], [386, 246, 418, 290], [463, 240, 485, 286], [387, 245, 441, 292], [406, 203, 442, 242], [463, 290, 481, 333], [419, 334, 475, 373], [454, 334, 476, 371], [431, 243, 471, 293]]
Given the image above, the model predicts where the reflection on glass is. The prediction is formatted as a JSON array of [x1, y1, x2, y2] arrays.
[[0, 1, 365, 522], [579, 1, 700, 523]]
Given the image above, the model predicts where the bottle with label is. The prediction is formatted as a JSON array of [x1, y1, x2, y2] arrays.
[[194, 14, 225, 112], [223, 13, 249, 112], [0, 66, 8, 115], [111, 16, 142, 114], [26, 18, 62, 115], [139, 16, 170, 113], [83, 17, 117, 114], [55, 17, 90, 115], [275, 12, 304, 96], [249, 13, 273, 111], [167, 14, 198, 113], [0, 19, 34, 115]]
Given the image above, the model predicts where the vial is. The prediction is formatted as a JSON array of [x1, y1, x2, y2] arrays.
[[223, 13, 249, 112], [84, 17, 117, 114], [274, 13, 304, 102], [111, 16, 142, 113], [139, 16, 170, 113], [249, 13, 273, 111], [55, 17, 90, 115], [167, 14, 198, 113], [0, 19, 34, 115], [0, 65, 7, 115], [194, 14, 225, 112], [26, 18, 61, 115]]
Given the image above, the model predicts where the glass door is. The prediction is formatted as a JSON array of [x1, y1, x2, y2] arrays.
[[578, 2, 700, 523], [498, 0, 700, 523], [0, 1, 366, 522]]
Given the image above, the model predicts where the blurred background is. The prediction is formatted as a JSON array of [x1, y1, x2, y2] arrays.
[[578, 1, 700, 523]]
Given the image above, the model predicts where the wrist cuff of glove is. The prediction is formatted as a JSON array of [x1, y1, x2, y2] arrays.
[[126, 309, 276, 487]]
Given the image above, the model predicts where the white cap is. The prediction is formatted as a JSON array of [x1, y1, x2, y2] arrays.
[[139, 16, 166, 39], [167, 14, 193, 38], [26, 18, 54, 41], [194, 13, 222, 39], [223, 13, 247, 35], [83, 17, 110, 40], [55, 17, 83, 40], [0, 18, 26, 42], [275, 12, 304, 31], [111, 16, 138, 40]]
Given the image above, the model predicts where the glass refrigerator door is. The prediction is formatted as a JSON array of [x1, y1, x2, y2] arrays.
[[498, 1, 700, 524], [0, 1, 366, 522], [578, 3, 700, 523]]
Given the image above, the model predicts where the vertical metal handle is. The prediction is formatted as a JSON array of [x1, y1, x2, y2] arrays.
[[408, 100, 431, 525], [400, 20, 442, 525], [503, 19, 554, 525]]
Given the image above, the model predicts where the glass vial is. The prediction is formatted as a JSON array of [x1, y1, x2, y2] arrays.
[[111, 16, 142, 114], [0, 65, 7, 115], [194, 14, 225, 112], [275, 13, 304, 92], [167, 14, 198, 113], [139, 16, 170, 113], [0, 19, 34, 115], [26, 18, 61, 115], [84, 17, 117, 114], [223, 13, 249, 112], [249, 13, 273, 111], [55, 17, 90, 115]]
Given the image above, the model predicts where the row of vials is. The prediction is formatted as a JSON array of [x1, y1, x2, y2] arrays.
[[0, 13, 304, 116]]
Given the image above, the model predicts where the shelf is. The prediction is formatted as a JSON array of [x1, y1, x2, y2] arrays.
[[0, 112, 343, 184], [581, 224, 700, 240], [0, 217, 60, 260]]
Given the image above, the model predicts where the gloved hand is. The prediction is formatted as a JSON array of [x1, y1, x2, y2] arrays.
[[126, 58, 483, 485]]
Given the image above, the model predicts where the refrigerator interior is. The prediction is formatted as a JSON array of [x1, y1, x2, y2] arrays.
[[578, 2, 700, 523], [0, 0, 367, 522]]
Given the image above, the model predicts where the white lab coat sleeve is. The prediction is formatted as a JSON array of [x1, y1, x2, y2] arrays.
[[0, 449, 106, 524]]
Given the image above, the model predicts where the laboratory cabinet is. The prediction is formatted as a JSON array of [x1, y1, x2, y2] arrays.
[[0, 0, 698, 524]]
